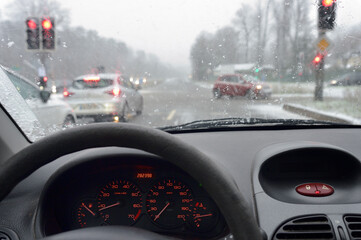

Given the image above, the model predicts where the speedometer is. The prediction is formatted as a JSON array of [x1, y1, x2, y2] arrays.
[[146, 179, 193, 228], [97, 180, 142, 225]]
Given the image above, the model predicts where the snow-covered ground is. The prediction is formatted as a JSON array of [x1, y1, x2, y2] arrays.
[[284, 103, 361, 124]]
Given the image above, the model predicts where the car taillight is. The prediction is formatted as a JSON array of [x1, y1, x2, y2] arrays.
[[63, 88, 74, 97], [105, 88, 121, 97]]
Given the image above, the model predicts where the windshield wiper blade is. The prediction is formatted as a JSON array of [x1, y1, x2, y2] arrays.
[[159, 118, 340, 131]]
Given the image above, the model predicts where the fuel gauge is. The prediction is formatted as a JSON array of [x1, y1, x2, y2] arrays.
[[189, 198, 219, 232], [75, 199, 104, 228]]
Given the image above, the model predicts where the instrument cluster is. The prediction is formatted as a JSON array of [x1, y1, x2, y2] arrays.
[[39, 156, 228, 239]]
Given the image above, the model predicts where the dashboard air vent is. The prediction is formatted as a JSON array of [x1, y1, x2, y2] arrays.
[[273, 215, 335, 240], [344, 215, 361, 240]]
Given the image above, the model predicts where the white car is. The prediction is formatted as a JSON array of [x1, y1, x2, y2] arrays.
[[1, 66, 77, 129], [63, 73, 143, 122]]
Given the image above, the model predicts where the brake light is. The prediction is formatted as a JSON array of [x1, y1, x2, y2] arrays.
[[63, 88, 74, 97], [105, 88, 121, 97], [83, 76, 100, 81], [113, 88, 120, 96]]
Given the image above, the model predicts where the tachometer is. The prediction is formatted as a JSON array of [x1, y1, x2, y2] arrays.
[[146, 179, 193, 228], [97, 180, 142, 225]]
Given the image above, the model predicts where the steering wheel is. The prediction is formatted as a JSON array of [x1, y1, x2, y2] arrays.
[[0, 123, 263, 240]]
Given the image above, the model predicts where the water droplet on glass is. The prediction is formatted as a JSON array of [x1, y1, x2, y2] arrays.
[[7, 41, 14, 48]]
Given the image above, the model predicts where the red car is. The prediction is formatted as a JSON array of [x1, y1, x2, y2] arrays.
[[212, 74, 271, 99]]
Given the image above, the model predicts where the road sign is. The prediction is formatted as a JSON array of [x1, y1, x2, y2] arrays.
[[317, 37, 331, 52]]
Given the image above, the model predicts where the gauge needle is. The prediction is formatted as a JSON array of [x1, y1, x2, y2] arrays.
[[194, 213, 213, 219], [154, 202, 170, 221], [99, 202, 120, 212], [82, 203, 96, 216]]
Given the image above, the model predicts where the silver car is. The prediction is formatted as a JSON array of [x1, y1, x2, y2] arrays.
[[64, 73, 143, 122]]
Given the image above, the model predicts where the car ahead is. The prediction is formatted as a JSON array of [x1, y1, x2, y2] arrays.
[[1, 65, 77, 129], [52, 79, 73, 94], [329, 72, 361, 86], [63, 73, 143, 122], [130, 76, 148, 89], [213, 74, 272, 99]]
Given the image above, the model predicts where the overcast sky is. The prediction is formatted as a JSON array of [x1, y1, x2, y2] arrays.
[[1, 0, 361, 69]]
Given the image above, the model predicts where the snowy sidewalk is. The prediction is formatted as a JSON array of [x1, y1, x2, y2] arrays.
[[283, 103, 361, 124]]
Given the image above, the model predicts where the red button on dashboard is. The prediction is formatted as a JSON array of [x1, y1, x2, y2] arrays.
[[315, 183, 334, 196], [296, 183, 317, 196], [296, 183, 334, 197]]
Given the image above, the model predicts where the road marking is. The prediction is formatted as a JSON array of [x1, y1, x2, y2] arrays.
[[166, 110, 176, 120]]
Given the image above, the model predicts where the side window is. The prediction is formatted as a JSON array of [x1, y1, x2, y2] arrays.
[[127, 80, 136, 89], [5, 72, 39, 100], [223, 76, 232, 82], [121, 79, 131, 88], [231, 76, 239, 83], [121, 78, 135, 89]]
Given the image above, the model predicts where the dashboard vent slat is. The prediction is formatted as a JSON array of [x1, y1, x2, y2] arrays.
[[273, 215, 335, 240], [344, 215, 361, 240]]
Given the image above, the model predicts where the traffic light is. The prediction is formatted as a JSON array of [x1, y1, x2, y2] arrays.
[[318, 0, 336, 30], [25, 18, 40, 50], [41, 17, 55, 50], [38, 76, 48, 88], [313, 53, 324, 66]]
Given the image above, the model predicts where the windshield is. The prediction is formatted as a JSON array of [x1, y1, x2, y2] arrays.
[[0, 0, 361, 141]]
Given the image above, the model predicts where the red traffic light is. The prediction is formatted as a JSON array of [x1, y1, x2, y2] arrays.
[[43, 76, 48, 82], [27, 19, 37, 29], [42, 19, 52, 30], [313, 54, 324, 65], [322, 0, 334, 7]]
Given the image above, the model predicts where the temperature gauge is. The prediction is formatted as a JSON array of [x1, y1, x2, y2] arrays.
[[189, 198, 219, 232]]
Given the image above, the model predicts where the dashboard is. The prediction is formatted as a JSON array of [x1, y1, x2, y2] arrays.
[[1, 126, 361, 240], [37, 154, 227, 239]]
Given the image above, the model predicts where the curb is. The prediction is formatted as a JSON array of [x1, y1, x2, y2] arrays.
[[283, 104, 353, 124]]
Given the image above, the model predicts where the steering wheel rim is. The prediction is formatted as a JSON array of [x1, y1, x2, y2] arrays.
[[0, 123, 263, 240]]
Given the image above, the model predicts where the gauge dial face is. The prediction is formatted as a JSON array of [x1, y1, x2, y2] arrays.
[[97, 180, 142, 225], [189, 198, 219, 232], [146, 179, 193, 228], [76, 199, 104, 228]]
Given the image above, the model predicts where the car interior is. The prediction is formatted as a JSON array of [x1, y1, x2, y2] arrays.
[[1, 0, 361, 240], [1, 102, 361, 240]]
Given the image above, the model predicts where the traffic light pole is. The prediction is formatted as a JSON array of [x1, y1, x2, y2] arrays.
[[314, 31, 325, 101], [37, 52, 51, 89], [314, 0, 336, 101]]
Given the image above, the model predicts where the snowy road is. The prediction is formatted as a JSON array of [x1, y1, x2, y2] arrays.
[[131, 78, 307, 128]]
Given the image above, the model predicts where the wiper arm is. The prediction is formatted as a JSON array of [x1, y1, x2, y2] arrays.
[[159, 118, 339, 131]]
